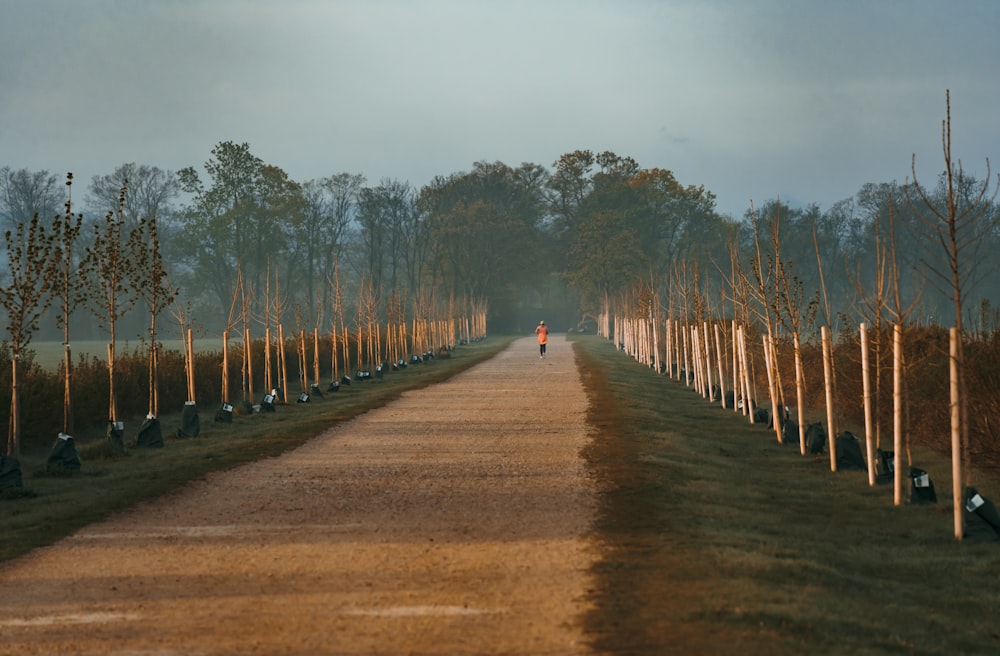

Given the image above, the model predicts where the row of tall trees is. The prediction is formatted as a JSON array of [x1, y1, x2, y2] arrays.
[[0, 173, 176, 459], [3, 133, 999, 347], [2, 90, 996, 538], [599, 93, 1000, 541], [0, 144, 766, 340]]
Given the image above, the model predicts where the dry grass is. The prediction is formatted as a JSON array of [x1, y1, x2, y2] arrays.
[[574, 334, 1000, 655]]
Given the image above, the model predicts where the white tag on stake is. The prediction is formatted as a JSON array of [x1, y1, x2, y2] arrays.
[[966, 494, 985, 512]]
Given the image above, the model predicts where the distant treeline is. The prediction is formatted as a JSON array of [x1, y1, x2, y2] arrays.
[[3, 143, 998, 342]]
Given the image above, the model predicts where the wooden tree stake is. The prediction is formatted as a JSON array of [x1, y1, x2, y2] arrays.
[[950, 327, 963, 539], [821, 326, 837, 471], [893, 323, 903, 506], [860, 323, 876, 486]]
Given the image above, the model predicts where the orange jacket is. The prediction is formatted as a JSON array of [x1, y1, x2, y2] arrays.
[[535, 324, 549, 344]]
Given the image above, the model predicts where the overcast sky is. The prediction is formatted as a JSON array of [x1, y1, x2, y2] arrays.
[[2, 0, 997, 218]]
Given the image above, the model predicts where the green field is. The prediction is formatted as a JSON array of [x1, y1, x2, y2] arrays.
[[572, 334, 1000, 655]]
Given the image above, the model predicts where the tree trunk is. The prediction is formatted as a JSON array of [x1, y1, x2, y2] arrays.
[[264, 326, 273, 392], [299, 330, 308, 393], [221, 330, 230, 403], [822, 326, 837, 472], [63, 342, 74, 436], [860, 323, 876, 486], [186, 328, 196, 402], [331, 329, 339, 381], [950, 327, 964, 539], [279, 324, 289, 400], [152, 345, 160, 417], [714, 324, 726, 410], [792, 332, 806, 454], [313, 327, 321, 387], [702, 322, 713, 400], [665, 319, 672, 378], [738, 326, 752, 420], [651, 314, 660, 374], [342, 326, 350, 374], [682, 323, 690, 388], [893, 324, 903, 506], [763, 335, 781, 443], [148, 312, 157, 416], [731, 320, 739, 413], [245, 328, 255, 403], [8, 356, 20, 458], [107, 342, 118, 423]]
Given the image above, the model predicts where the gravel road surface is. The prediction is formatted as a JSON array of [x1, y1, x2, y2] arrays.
[[0, 335, 597, 655]]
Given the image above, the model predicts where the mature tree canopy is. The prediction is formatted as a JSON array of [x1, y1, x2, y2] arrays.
[[178, 142, 304, 314], [0, 167, 62, 230], [2, 138, 996, 336], [420, 161, 547, 323]]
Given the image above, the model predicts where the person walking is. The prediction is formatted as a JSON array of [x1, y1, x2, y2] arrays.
[[535, 320, 549, 358]]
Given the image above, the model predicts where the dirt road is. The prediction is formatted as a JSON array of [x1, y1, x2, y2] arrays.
[[0, 335, 597, 655]]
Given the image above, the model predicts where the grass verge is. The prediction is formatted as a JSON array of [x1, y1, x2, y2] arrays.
[[573, 334, 1000, 656], [0, 337, 513, 563]]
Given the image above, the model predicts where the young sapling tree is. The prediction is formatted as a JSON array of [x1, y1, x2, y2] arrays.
[[128, 214, 177, 446], [82, 181, 137, 452], [907, 90, 1000, 535], [50, 173, 86, 439], [0, 213, 54, 460]]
